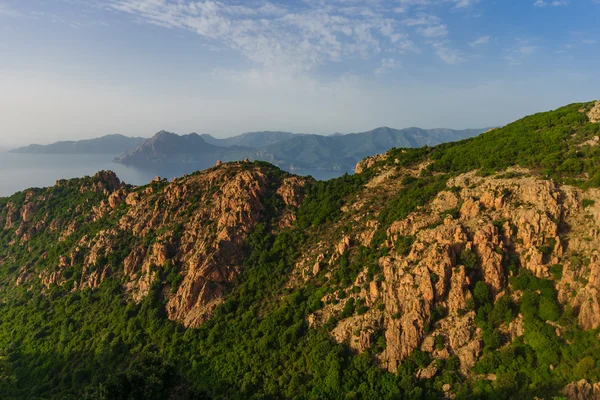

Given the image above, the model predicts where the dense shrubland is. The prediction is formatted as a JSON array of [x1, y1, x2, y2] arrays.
[[1, 102, 600, 399]]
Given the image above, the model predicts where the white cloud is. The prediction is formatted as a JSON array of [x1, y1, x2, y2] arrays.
[[519, 45, 538, 54], [402, 14, 441, 26], [469, 35, 490, 47], [375, 58, 401, 74], [397, 0, 479, 9], [419, 24, 448, 37], [432, 42, 465, 64], [106, 1, 484, 75], [451, 0, 479, 8], [503, 42, 538, 65], [106, 0, 416, 73], [534, 0, 569, 7], [401, 13, 448, 38]]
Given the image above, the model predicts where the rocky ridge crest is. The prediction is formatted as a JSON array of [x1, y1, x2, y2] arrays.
[[2, 162, 308, 328]]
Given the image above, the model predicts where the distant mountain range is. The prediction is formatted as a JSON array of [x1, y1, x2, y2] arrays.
[[10, 127, 487, 177], [115, 127, 486, 174], [9, 134, 147, 155]]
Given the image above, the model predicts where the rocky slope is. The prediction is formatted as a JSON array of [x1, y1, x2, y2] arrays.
[[1, 101, 600, 399], [588, 101, 600, 123], [299, 165, 600, 374], [2, 161, 308, 328]]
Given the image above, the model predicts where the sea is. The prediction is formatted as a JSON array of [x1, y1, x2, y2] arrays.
[[0, 151, 347, 198]]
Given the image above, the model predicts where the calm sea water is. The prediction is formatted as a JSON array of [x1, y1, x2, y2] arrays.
[[0, 152, 158, 197], [0, 152, 346, 198]]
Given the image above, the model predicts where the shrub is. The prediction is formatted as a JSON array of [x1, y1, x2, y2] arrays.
[[434, 335, 445, 351], [473, 282, 491, 307], [582, 199, 596, 209], [538, 296, 560, 322], [460, 249, 479, 271], [395, 236, 415, 257]]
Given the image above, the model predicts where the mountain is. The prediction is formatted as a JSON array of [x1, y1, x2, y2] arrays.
[[201, 131, 298, 148], [262, 127, 484, 170], [118, 127, 486, 175], [9, 134, 147, 155], [2, 101, 600, 399], [114, 130, 255, 172]]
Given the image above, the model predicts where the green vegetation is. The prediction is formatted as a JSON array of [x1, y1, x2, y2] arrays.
[[582, 198, 596, 208], [377, 102, 600, 188], [0, 169, 438, 399], [1, 102, 600, 399], [470, 272, 600, 398]]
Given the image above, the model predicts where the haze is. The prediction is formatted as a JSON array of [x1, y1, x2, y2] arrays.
[[1, 0, 599, 147]]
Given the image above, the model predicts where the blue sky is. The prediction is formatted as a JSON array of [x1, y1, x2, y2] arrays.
[[0, 0, 599, 145]]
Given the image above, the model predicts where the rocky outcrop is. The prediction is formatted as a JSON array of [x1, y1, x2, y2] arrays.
[[562, 380, 600, 400], [104, 163, 307, 327], [6, 162, 308, 328], [303, 167, 600, 374], [355, 154, 389, 174], [588, 101, 600, 123]]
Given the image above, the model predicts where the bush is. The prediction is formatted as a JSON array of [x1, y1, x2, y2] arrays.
[[582, 199, 596, 209], [341, 298, 356, 318], [473, 282, 491, 307], [395, 236, 415, 257], [538, 297, 560, 322], [460, 249, 479, 270], [434, 335, 445, 351]]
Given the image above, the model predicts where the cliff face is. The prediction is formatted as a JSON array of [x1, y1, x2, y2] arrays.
[[2, 162, 308, 328]]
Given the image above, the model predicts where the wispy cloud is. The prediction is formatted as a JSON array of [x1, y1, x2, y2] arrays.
[[433, 42, 465, 64], [105, 0, 480, 74], [0, 3, 21, 18], [533, 0, 569, 7], [469, 35, 490, 47], [519, 45, 538, 55], [419, 24, 448, 37], [402, 14, 441, 26], [504, 42, 539, 65], [451, 0, 480, 8], [375, 58, 401, 74], [397, 0, 479, 9], [106, 0, 417, 73]]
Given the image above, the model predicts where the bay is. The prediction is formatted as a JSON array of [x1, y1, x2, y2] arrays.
[[0, 152, 346, 198]]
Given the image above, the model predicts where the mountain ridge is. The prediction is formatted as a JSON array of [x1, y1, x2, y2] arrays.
[[9, 134, 147, 155], [115, 126, 487, 174]]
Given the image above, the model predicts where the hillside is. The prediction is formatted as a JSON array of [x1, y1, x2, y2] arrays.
[[9, 134, 147, 155], [1, 101, 600, 399]]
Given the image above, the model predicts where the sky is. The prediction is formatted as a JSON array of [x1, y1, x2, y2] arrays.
[[0, 0, 599, 146]]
